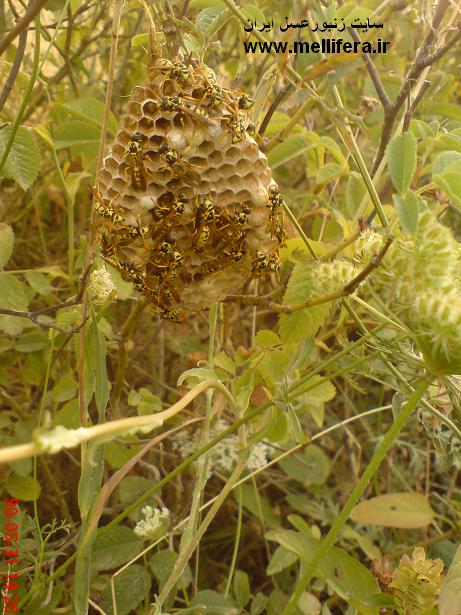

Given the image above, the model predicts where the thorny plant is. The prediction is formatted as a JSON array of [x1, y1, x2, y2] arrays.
[[1, 1, 461, 614]]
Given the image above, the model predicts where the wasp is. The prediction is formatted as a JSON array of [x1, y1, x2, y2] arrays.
[[193, 223, 211, 252], [158, 306, 185, 323], [228, 111, 247, 143], [124, 132, 149, 191], [246, 123, 257, 138], [192, 198, 215, 252], [201, 82, 225, 108], [93, 188, 126, 225], [157, 143, 201, 184], [196, 239, 248, 279], [238, 94, 254, 110], [159, 282, 180, 306], [159, 96, 182, 112], [214, 204, 249, 247], [169, 61, 193, 85]]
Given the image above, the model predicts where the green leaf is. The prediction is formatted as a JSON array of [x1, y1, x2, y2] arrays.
[[297, 592, 321, 615], [233, 569, 250, 607], [53, 120, 100, 161], [127, 387, 162, 415], [52, 376, 78, 403], [53, 97, 117, 134], [235, 483, 280, 528], [350, 493, 434, 528], [254, 329, 281, 348], [99, 564, 151, 615], [279, 262, 329, 344], [440, 544, 461, 615], [434, 171, 461, 210], [91, 526, 143, 571], [316, 163, 347, 184], [386, 132, 417, 193], [131, 33, 149, 47], [5, 474, 41, 501], [0, 125, 41, 190], [277, 444, 330, 485], [149, 549, 192, 591], [104, 442, 138, 469], [267, 545, 298, 574], [268, 135, 313, 169], [25, 270, 53, 295], [346, 172, 368, 217], [190, 590, 239, 614], [0, 224, 14, 268], [0, 273, 30, 335], [266, 529, 379, 610], [251, 593, 268, 615], [15, 329, 48, 352], [393, 190, 420, 234]]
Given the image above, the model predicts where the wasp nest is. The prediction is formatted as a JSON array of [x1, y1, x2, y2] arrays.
[[94, 58, 286, 321]]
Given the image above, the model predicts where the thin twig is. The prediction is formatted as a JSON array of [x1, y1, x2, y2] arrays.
[[0, 266, 91, 334], [0, 0, 47, 56], [348, 27, 391, 111], [0, 27, 27, 112], [372, 0, 456, 173]]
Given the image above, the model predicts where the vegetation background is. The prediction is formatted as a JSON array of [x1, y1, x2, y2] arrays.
[[1, 0, 461, 614]]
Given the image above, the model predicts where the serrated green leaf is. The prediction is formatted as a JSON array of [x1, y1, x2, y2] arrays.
[[393, 190, 420, 234], [0, 273, 30, 335], [0, 224, 14, 268], [5, 474, 41, 501], [99, 564, 151, 615], [350, 493, 434, 528], [439, 543, 461, 615], [0, 125, 41, 190], [15, 329, 48, 352], [91, 526, 143, 571], [25, 270, 53, 295], [386, 132, 417, 193]]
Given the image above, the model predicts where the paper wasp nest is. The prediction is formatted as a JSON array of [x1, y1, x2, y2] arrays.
[[94, 58, 285, 321]]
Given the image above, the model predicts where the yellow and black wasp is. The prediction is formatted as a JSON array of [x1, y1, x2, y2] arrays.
[[93, 188, 126, 225], [158, 306, 185, 323], [124, 132, 149, 191], [266, 186, 286, 245], [150, 194, 187, 240], [157, 143, 201, 185], [192, 198, 215, 252]]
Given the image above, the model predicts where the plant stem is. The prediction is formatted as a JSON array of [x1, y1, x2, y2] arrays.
[[281, 376, 432, 615]]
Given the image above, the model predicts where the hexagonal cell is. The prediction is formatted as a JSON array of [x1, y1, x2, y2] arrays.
[[127, 101, 142, 116]]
